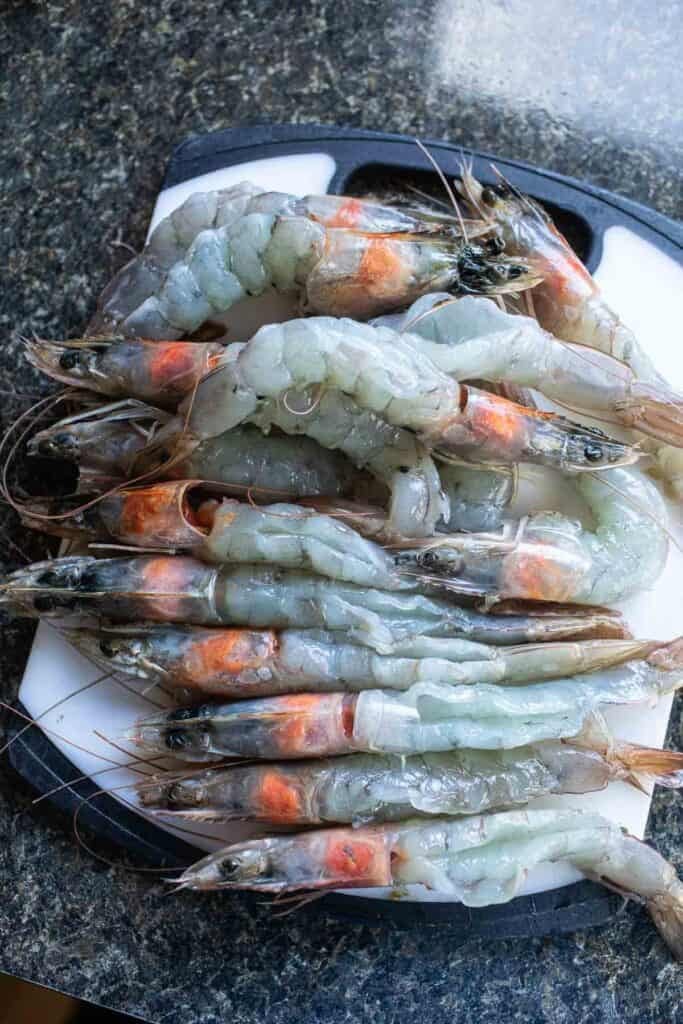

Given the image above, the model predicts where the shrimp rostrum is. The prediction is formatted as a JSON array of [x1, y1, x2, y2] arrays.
[[172, 809, 683, 959], [88, 183, 538, 338]]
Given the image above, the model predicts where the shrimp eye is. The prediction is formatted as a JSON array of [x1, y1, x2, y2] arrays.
[[220, 858, 241, 878], [481, 186, 499, 206], [59, 350, 82, 371], [165, 728, 190, 750], [583, 443, 604, 462], [486, 235, 505, 255]]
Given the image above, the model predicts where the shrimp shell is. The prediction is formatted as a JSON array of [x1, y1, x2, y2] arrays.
[[63, 623, 652, 698], [137, 739, 683, 825], [0, 556, 629, 651]]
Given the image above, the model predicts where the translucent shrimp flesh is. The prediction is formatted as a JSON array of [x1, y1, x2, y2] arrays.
[[172, 809, 683, 959], [88, 184, 537, 338], [0, 555, 629, 651], [395, 466, 669, 605], [127, 640, 683, 761], [64, 622, 652, 698], [163, 318, 639, 474], [137, 739, 683, 825], [376, 291, 683, 447]]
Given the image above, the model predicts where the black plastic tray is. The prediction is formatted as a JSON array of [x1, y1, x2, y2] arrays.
[[7, 122, 681, 936]]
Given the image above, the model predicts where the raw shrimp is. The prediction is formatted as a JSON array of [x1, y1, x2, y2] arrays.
[[22, 482, 405, 590], [377, 292, 683, 446], [395, 466, 669, 605], [166, 318, 639, 473], [64, 623, 651, 697], [132, 380, 449, 539], [172, 809, 683, 959], [458, 172, 663, 382], [0, 556, 628, 650], [458, 171, 683, 494], [128, 639, 683, 760], [89, 184, 536, 338], [137, 739, 683, 824], [28, 408, 364, 500]]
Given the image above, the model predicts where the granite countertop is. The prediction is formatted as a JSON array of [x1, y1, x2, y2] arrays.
[[1, 2, 682, 1021]]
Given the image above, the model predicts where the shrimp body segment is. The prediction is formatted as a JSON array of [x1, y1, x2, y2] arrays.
[[139, 739, 683, 825], [397, 467, 669, 605], [66, 623, 652, 698], [174, 809, 683, 959], [0, 556, 629, 649], [128, 642, 683, 760], [89, 184, 535, 338]]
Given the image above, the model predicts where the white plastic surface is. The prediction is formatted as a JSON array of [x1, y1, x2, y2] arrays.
[[17, 155, 683, 904]]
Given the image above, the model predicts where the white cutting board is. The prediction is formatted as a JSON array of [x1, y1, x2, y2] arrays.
[[18, 153, 683, 901]]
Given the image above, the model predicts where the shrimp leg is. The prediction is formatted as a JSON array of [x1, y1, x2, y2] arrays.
[[137, 739, 683, 825], [64, 623, 651, 697], [127, 640, 683, 760], [173, 809, 683, 960], [0, 556, 629, 649]]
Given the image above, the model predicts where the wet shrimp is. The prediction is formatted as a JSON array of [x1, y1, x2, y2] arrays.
[[458, 170, 683, 494], [172, 809, 683, 959], [88, 184, 536, 338], [28, 408, 366, 501], [127, 639, 683, 760], [156, 319, 639, 475], [22, 482, 405, 590], [0, 555, 629, 651], [395, 466, 669, 605], [138, 738, 683, 825], [65, 622, 651, 698], [376, 292, 683, 447]]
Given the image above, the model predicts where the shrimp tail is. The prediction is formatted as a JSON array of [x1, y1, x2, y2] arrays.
[[649, 883, 683, 961], [614, 745, 683, 789], [616, 382, 683, 447]]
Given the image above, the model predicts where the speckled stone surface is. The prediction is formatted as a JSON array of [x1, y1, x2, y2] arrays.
[[1, 2, 682, 1022]]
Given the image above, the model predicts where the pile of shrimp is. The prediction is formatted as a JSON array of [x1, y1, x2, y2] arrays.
[[4, 166, 683, 957]]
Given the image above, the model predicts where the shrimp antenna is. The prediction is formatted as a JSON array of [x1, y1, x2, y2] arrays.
[[415, 139, 469, 242]]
